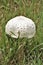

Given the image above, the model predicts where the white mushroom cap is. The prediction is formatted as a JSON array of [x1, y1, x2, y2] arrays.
[[5, 16, 36, 38]]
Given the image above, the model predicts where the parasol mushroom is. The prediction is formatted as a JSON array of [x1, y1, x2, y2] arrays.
[[5, 16, 36, 64]]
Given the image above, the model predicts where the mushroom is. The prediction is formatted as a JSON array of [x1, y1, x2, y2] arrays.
[[5, 16, 36, 64], [5, 16, 36, 39]]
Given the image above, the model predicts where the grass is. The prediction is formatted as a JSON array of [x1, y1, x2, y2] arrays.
[[0, 0, 43, 65]]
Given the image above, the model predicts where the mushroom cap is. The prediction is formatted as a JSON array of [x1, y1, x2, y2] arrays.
[[5, 16, 36, 38]]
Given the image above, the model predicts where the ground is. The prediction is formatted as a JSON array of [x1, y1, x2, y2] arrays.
[[0, 0, 43, 65]]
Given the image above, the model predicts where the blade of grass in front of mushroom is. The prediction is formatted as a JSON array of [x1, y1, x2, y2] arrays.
[[10, 31, 16, 36]]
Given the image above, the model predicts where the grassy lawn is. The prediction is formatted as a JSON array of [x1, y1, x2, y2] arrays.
[[0, 0, 43, 65]]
